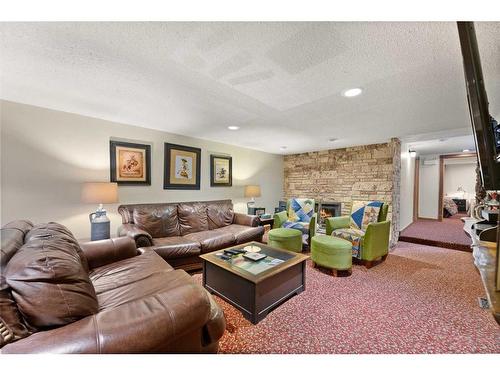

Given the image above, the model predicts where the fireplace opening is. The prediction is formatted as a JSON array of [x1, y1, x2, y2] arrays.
[[315, 202, 342, 231]]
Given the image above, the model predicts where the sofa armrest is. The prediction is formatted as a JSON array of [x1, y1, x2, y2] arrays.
[[273, 211, 288, 229], [325, 215, 350, 235], [79, 237, 138, 269], [1, 280, 214, 354], [118, 223, 153, 248], [362, 220, 391, 261], [233, 212, 259, 227]]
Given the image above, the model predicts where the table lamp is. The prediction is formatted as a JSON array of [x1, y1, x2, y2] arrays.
[[81, 182, 118, 241], [244, 185, 261, 214]]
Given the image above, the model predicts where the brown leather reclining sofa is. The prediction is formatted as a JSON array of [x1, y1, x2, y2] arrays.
[[118, 199, 264, 270], [0, 220, 225, 353]]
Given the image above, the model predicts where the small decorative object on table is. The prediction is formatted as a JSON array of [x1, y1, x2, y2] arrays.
[[244, 244, 262, 252], [243, 252, 267, 261]]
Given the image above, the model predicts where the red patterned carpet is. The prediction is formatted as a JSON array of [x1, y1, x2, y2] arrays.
[[193, 241, 500, 353], [399, 214, 472, 251]]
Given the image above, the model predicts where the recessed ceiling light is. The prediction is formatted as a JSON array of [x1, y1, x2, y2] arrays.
[[342, 88, 363, 97], [227, 126, 239, 130], [409, 150, 417, 157], [280, 146, 287, 151], [438, 138, 447, 142], [328, 138, 338, 143], [463, 149, 470, 152]]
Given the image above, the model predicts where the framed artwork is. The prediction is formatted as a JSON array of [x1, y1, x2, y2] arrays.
[[210, 155, 232, 187], [110, 140, 151, 185], [164, 143, 201, 190]]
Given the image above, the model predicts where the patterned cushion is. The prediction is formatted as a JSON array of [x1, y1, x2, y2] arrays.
[[287, 198, 315, 223], [331, 227, 365, 259], [283, 221, 310, 244], [350, 201, 383, 230]]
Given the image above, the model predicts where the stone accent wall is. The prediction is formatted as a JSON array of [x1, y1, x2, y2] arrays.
[[283, 138, 401, 247]]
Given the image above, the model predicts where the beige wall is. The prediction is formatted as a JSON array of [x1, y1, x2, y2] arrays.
[[399, 142, 415, 231], [0, 100, 283, 239]]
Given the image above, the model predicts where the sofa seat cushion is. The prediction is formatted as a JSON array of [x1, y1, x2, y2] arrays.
[[184, 230, 236, 253], [89, 251, 182, 311], [220, 224, 264, 244], [151, 237, 201, 260]]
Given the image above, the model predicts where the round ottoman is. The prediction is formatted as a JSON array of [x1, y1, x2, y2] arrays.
[[268, 228, 303, 253], [311, 235, 352, 276]]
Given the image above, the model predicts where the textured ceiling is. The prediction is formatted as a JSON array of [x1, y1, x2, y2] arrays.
[[406, 135, 476, 156], [1, 22, 499, 154]]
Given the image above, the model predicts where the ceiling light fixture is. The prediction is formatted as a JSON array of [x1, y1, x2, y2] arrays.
[[463, 149, 470, 152], [227, 126, 240, 130], [328, 138, 338, 143], [409, 150, 417, 157], [280, 146, 287, 151], [342, 88, 363, 98]]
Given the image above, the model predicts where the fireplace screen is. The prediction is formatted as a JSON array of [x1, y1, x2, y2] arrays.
[[315, 202, 342, 227]]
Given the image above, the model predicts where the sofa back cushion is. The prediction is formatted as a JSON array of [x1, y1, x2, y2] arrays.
[[207, 200, 234, 229], [5, 223, 98, 329], [133, 205, 180, 238], [178, 202, 208, 235]]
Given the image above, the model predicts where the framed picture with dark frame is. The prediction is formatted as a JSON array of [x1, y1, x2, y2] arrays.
[[110, 140, 151, 185], [164, 143, 201, 190], [210, 155, 232, 187]]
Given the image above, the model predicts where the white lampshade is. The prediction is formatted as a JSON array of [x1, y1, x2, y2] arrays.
[[81, 182, 118, 204], [244, 185, 261, 198]]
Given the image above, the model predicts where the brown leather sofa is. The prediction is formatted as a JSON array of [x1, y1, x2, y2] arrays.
[[118, 199, 264, 270], [0, 220, 225, 354]]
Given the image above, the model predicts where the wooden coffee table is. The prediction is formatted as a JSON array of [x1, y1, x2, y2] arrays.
[[200, 241, 309, 324]]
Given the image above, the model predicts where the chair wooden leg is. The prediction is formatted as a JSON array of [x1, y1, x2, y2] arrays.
[[364, 260, 374, 269], [381, 254, 388, 261], [331, 268, 338, 277], [311, 261, 316, 268]]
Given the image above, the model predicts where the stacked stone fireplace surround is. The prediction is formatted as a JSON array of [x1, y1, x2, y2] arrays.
[[283, 138, 401, 247]]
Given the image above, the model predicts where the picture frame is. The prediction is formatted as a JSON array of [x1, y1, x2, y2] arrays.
[[210, 155, 232, 187], [110, 140, 151, 185], [164, 143, 201, 190]]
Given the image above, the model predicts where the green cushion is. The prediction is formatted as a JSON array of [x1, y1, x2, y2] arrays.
[[311, 235, 352, 270], [311, 235, 352, 253], [268, 228, 302, 239], [268, 228, 302, 253]]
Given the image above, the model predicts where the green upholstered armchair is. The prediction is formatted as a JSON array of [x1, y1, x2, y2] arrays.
[[273, 198, 317, 245], [325, 201, 390, 268]]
